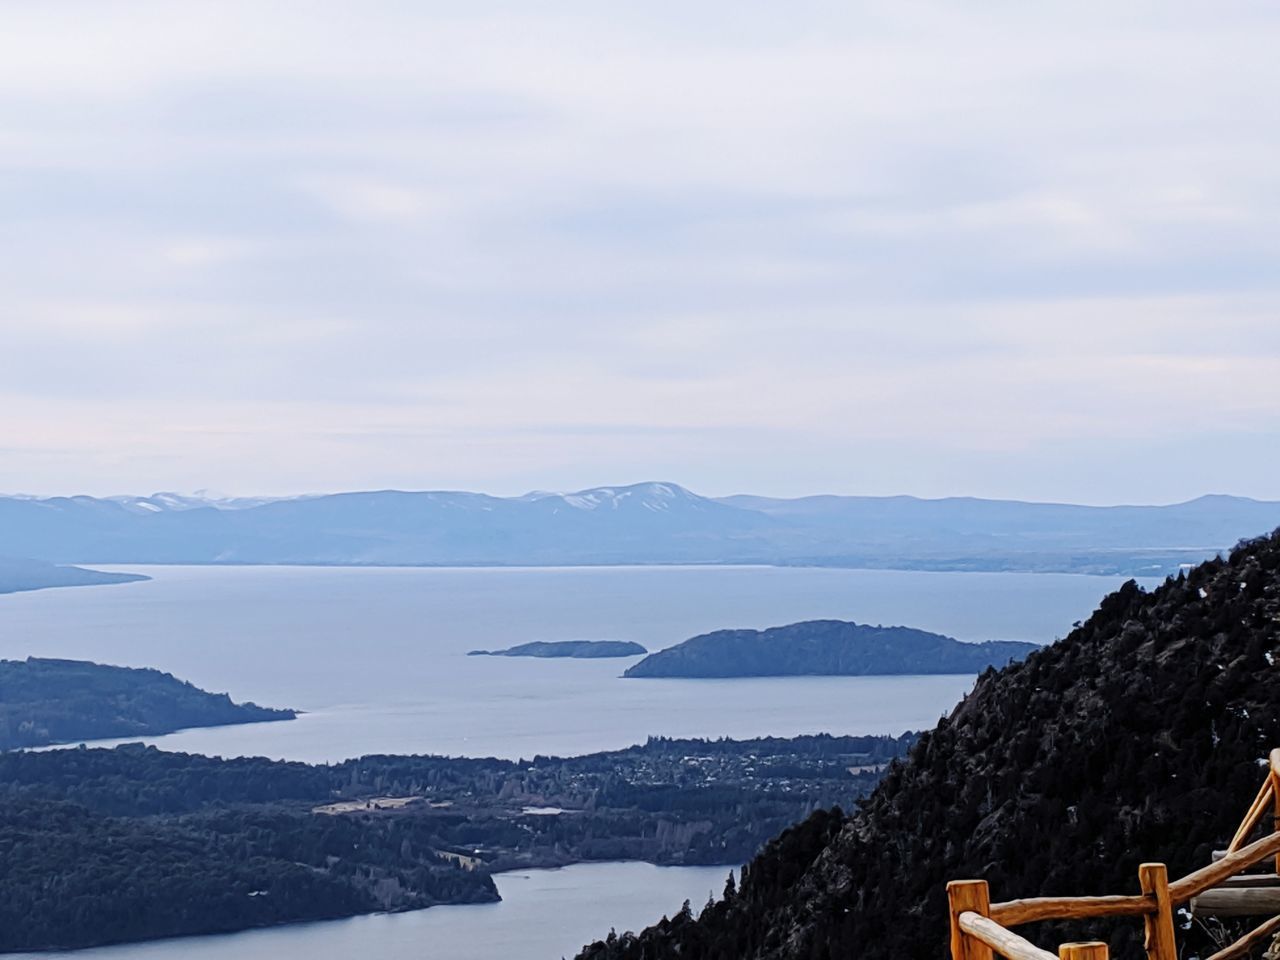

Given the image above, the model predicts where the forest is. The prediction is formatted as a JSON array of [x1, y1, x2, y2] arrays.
[[578, 529, 1280, 960], [623, 620, 1037, 678], [0, 657, 294, 749], [0, 733, 913, 951], [0, 794, 496, 951]]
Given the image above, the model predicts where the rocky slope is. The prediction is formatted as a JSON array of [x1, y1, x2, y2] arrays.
[[580, 528, 1280, 960]]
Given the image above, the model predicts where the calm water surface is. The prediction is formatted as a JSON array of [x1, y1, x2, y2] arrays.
[[0, 565, 1160, 958], [0, 565, 1157, 761]]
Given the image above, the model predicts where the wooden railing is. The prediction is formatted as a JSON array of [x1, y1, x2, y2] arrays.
[[948, 750, 1280, 960]]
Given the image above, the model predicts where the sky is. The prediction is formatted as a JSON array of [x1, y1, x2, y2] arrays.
[[2, 1, 1279, 504]]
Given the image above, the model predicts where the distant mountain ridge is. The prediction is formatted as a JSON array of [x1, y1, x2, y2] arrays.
[[106, 492, 294, 514], [2, 482, 1278, 574], [624, 621, 1036, 678]]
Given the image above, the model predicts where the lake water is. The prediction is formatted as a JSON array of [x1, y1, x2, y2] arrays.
[[0, 564, 1160, 958], [0, 565, 1156, 761]]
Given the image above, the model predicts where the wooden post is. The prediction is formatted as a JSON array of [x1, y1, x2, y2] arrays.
[[949, 880, 994, 960], [1272, 766, 1280, 875], [1139, 863, 1178, 960], [1059, 943, 1109, 960], [1229, 777, 1274, 852], [1191, 887, 1280, 917]]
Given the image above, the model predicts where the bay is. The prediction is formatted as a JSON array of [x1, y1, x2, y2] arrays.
[[0, 564, 1162, 958], [0, 565, 1157, 762]]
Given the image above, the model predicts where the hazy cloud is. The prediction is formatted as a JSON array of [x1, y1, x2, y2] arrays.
[[1, 1, 1278, 501]]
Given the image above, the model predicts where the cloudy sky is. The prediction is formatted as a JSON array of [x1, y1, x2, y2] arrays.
[[2, 2, 1278, 502]]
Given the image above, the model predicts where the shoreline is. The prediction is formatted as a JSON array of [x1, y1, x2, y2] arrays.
[[77, 556, 1183, 577], [2, 862, 735, 960]]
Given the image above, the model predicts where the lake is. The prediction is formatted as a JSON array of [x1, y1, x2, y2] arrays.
[[0, 564, 1157, 762], [0, 564, 1160, 958]]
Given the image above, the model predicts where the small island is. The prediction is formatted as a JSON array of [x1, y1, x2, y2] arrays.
[[0, 557, 150, 596], [468, 640, 647, 659], [623, 619, 1039, 678], [0, 657, 296, 750]]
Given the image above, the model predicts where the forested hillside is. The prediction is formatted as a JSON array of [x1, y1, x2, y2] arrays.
[[0, 796, 497, 951], [0, 658, 294, 749], [580, 529, 1280, 960], [624, 621, 1035, 678], [0, 733, 913, 951]]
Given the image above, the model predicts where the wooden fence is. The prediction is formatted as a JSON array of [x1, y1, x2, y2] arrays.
[[948, 750, 1280, 960]]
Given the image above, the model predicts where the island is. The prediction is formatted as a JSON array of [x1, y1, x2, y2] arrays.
[[0, 732, 914, 952], [468, 640, 648, 658], [0, 657, 296, 750], [0, 557, 150, 596], [623, 619, 1039, 678]]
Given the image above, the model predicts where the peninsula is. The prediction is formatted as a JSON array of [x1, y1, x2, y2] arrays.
[[623, 620, 1038, 678], [468, 640, 647, 658], [0, 557, 149, 596], [0, 658, 295, 750]]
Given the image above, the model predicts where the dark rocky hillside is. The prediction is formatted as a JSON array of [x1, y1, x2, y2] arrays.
[[624, 621, 1036, 678], [580, 529, 1280, 960]]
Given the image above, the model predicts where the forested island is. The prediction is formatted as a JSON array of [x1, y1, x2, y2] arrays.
[[469, 640, 647, 658], [624, 620, 1038, 678], [0, 732, 913, 952], [0, 658, 295, 750], [0, 557, 149, 596], [578, 531, 1280, 960]]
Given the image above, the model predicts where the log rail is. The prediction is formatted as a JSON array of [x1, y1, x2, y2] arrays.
[[948, 750, 1280, 960]]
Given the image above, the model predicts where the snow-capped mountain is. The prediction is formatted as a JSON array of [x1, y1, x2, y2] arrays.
[[1, 483, 1277, 573], [107, 492, 303, 514], [519, 482, 722, 513]]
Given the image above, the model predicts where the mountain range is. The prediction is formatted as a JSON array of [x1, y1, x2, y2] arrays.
[[2, 482, 1279, 574]]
